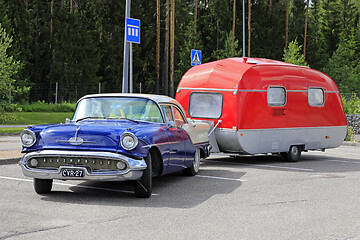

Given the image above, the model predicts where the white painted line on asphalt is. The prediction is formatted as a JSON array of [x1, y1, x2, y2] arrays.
[[203, 159, 314, 172], [196, 175, 246, 182], [0, 176, 159, 196], [326, 159, 360, 164], [241, 163, 314, 172], [0, 176, 33, 182]]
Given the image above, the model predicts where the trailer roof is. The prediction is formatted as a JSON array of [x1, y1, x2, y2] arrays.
[[177, 57, 336, 91]]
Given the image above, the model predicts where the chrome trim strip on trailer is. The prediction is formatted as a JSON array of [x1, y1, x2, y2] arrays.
[[324, 91, 340, 93], [286, 90, 308, 93], [177, 88, 340, 94], [177, 87, 237, 92], [238, 89, 267, 92], [234, 125, 347, 131]]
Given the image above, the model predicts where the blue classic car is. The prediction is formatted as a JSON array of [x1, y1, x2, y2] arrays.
[[19, 94, 211, 198]]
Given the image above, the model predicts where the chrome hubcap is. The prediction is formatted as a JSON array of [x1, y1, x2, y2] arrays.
[[193, 149, 200, 172], [291, 146, 298, 156]]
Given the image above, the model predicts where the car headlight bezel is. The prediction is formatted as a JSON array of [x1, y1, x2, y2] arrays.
[[20, 129, 37, 148], [120, 132, 138, 151]]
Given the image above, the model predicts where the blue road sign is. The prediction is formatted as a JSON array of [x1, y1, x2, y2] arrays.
[[126, 18, 140, 44], [191, 49, 201, 66]]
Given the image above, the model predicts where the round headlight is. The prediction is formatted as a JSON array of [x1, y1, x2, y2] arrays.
[[120, 132, 138, 151], [20, 129, 37, 148]]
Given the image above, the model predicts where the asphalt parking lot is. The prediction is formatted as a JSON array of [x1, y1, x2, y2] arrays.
[[1, 145, 360, 239]]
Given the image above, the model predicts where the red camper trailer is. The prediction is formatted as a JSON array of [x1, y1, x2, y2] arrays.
[[175, 58, 347, 161]]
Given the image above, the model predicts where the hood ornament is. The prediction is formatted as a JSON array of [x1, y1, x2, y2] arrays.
[[68, 137, 84, 145], [57, 137, 97, 145], [56, 125, 97, 145]]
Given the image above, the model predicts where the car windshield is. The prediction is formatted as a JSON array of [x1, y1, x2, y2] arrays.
[[73, 97, 164, 123]]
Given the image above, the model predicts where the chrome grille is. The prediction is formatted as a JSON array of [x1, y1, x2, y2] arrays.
[[26, 156, 127, 171]]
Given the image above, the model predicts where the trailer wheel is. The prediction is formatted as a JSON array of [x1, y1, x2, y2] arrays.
[[282, 145, 301, 162]]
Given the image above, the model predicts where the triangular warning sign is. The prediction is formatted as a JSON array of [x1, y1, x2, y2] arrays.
[[192, 52, 201, 64]]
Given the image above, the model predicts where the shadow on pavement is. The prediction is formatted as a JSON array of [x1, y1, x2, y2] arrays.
[[39, 169, 245, 208]]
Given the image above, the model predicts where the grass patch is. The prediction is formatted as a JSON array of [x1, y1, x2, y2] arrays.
[[0, 127, 24, 134], [2, 112, 73, 125], [2, 101, 76, 112]]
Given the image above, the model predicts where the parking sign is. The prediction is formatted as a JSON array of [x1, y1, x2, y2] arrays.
[[126, 18, 140, 44]]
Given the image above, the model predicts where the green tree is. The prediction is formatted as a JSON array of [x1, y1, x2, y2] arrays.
[[49, 8, 102, 102], [212, 31, 242, 60], [175, 20, 204, 87], [283, 39, 309, 66], [0, 0, 32, 103], [0, 23, 27, 103], [322, 32, 360, 92], [251, 0, 286, 59]]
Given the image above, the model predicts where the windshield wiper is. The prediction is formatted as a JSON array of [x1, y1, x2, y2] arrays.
[[75, 116, 104, 123], [106, 117, 139, 124]]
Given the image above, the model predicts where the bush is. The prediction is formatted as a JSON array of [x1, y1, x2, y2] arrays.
[[0, 105, 18, 123], [341, 94, 360, 114], [1, 104, 23, 112], [345, 126, 355, 141], [11, 101, 76, 112]]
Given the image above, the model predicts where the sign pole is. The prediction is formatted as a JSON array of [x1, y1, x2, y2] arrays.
[[122, 0, 131, 93], [129, 42, 133, 93], [243, 0, 245, 57]]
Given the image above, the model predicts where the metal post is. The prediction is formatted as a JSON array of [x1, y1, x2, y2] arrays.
[[130, 43, 133, 93], [140, 82, 142, 94], [99, 82, 101, 94], [122, 0, 131, 93], [55, 82, 58, 106], [243, 0, 245, 57], [9, 83, 11, 105]]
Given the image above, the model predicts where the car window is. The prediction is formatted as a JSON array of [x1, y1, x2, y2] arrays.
[[172, 107, 185, 127], [73, 97, 164, 123], [162, 105, 174, 122]]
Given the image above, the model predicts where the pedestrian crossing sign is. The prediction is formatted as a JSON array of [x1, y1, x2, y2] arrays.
[[191, 49, 201, 66]]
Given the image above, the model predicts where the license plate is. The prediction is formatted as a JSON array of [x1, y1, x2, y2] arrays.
[[61, 169, 84, 178]]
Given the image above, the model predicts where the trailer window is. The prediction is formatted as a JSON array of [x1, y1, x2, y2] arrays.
[[189, 92, 223, 119], [267, 87, 286, 106], [308, 88, 324, 106]]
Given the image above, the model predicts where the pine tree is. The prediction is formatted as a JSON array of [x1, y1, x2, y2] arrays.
[[283, 39, 309, 67]]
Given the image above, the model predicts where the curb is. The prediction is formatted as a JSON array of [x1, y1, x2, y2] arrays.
[[0, 158, 21, 165], [342, 141, 360, 147]]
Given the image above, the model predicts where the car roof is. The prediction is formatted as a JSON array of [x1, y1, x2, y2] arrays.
[[78, 93, 183, 107]]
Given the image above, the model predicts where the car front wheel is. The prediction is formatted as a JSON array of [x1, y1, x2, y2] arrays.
[[134, 153, 152, 198], [183, 148, 201, 176], [34, 178, 53, 194]]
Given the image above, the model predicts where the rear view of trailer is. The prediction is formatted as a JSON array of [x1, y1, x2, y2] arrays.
[[176, 58, 347, 161]]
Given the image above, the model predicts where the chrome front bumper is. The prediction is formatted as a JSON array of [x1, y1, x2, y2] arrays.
[[19, 150, 147, 181]]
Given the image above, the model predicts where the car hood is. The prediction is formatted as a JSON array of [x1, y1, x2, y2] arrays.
[[35, 120, 158, 153]]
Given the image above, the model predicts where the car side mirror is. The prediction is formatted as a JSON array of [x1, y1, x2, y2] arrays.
[[65, 118, 70, 124]]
